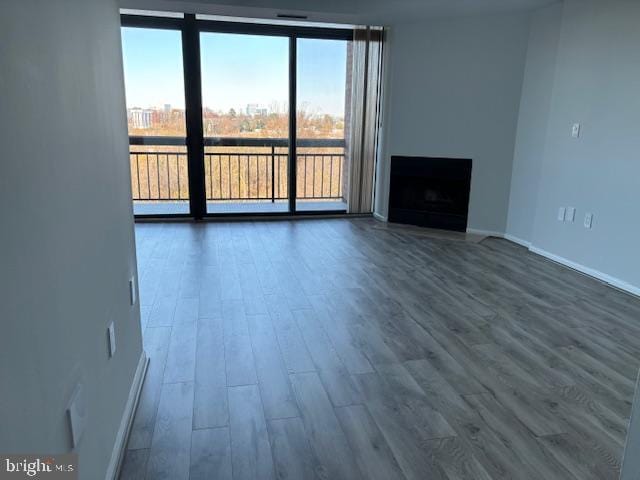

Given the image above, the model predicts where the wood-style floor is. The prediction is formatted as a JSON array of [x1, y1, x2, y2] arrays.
[[120, 218, 640, 480]]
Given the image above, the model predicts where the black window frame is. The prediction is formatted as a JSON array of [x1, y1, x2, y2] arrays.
[[121, 13, 352, 220]]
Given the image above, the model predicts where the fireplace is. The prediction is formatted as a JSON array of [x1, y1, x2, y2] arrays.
[[388, 156, 472, 232]]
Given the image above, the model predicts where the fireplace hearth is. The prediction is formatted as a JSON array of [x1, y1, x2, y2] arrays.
[[388, 156, 472, 232]]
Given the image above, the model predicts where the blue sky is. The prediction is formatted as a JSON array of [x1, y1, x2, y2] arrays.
[[121, 28, 347, 117]]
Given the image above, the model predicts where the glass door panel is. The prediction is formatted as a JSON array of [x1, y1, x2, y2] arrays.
[[200, 32, 290, 214], [121, 27, 189, 215], [296, 38, 350, 212]]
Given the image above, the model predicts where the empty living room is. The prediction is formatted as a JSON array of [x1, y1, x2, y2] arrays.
[[3, 0, 640, 479]]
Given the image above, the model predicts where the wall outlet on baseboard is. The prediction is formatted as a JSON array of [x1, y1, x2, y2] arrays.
[[571, 123, 581, 138], [107, 321, 116, 357], [584, 212, 593, 229], [557, 207, 566, 222]]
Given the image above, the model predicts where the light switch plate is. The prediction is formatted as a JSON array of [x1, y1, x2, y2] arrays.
[[584, 212, 593, 229], [129, 276, 137, 306], [571, 123, 581, 138], [566, 207, 576, 222], [558, 207, 566, 222], [107, 321, 116, 357], [67, 383, 86, 449]]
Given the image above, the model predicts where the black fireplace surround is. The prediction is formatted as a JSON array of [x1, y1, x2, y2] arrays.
[[388, 156, 472, 232]]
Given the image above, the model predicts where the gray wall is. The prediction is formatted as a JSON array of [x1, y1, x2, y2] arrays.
[[375, 12, 531, 233], [0, 0, 142, 477], [506, 0, 640, 291], [504, 3, 640, 470], [505, 3, 562, 242]]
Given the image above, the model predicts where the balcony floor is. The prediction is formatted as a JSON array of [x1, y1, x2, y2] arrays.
[[133, 200, 348, 215]]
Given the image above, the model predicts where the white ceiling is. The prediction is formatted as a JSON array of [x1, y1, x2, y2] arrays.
[[123, 0, 561, 25], [358, 0, 560, 22]]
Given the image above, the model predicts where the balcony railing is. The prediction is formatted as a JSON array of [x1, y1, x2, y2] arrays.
[[129, 136, 345, 203]]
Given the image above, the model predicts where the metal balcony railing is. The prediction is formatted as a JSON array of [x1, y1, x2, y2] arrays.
[[129, 136, 345, 203]]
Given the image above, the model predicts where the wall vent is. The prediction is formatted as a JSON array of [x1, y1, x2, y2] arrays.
[[277, 13, 308, 19]]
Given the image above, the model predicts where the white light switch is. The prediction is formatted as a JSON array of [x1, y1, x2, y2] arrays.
[[584, 212, 593, 229], [129, 276, 137, 306], [67, 383, 87, 449], [566, 207, 576, 222], [558, 207, 566, 222], [571, 123, 581, 138], [107, 321, 116, 357]]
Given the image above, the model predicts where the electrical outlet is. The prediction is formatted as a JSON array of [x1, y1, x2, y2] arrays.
[[566, 207, 576, 222], [107, 321, 116, 357], [584, 212, 593, 229], [67, 383, 86, 449], [129, 276, 137, 306], [557, 207, 566, 222], [571, 123, 581, 138]]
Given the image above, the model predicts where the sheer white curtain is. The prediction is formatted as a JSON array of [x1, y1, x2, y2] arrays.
[[347, 27, 385, 214]]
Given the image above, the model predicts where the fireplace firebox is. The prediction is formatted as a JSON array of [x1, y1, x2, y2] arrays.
[[388, 156, 472, 232]]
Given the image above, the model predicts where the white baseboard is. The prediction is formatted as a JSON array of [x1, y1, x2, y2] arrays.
[[466, 228, 504, 238], [373, 212, 387, 222], [105, 351, 149, 480], [472, 231, 640, 297], [370, 219, 639, 297], [528, 246, 640, 297], [503, 233, 532, 248]]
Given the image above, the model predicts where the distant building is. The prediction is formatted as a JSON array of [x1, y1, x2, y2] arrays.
[[246, 103, 268, 116], [163, 103, 171, 113], [128, 108, 152, 128]]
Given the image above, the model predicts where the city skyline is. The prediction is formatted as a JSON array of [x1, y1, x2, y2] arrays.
[[126, 101, 344, 117], [121, 28, 349, 117]]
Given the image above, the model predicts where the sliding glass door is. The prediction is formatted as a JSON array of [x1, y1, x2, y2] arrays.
[[200, 32, 290, 214], [121, 26, 189, 216], [296, 38, 351, 212], [121, 14, 356, 218]]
